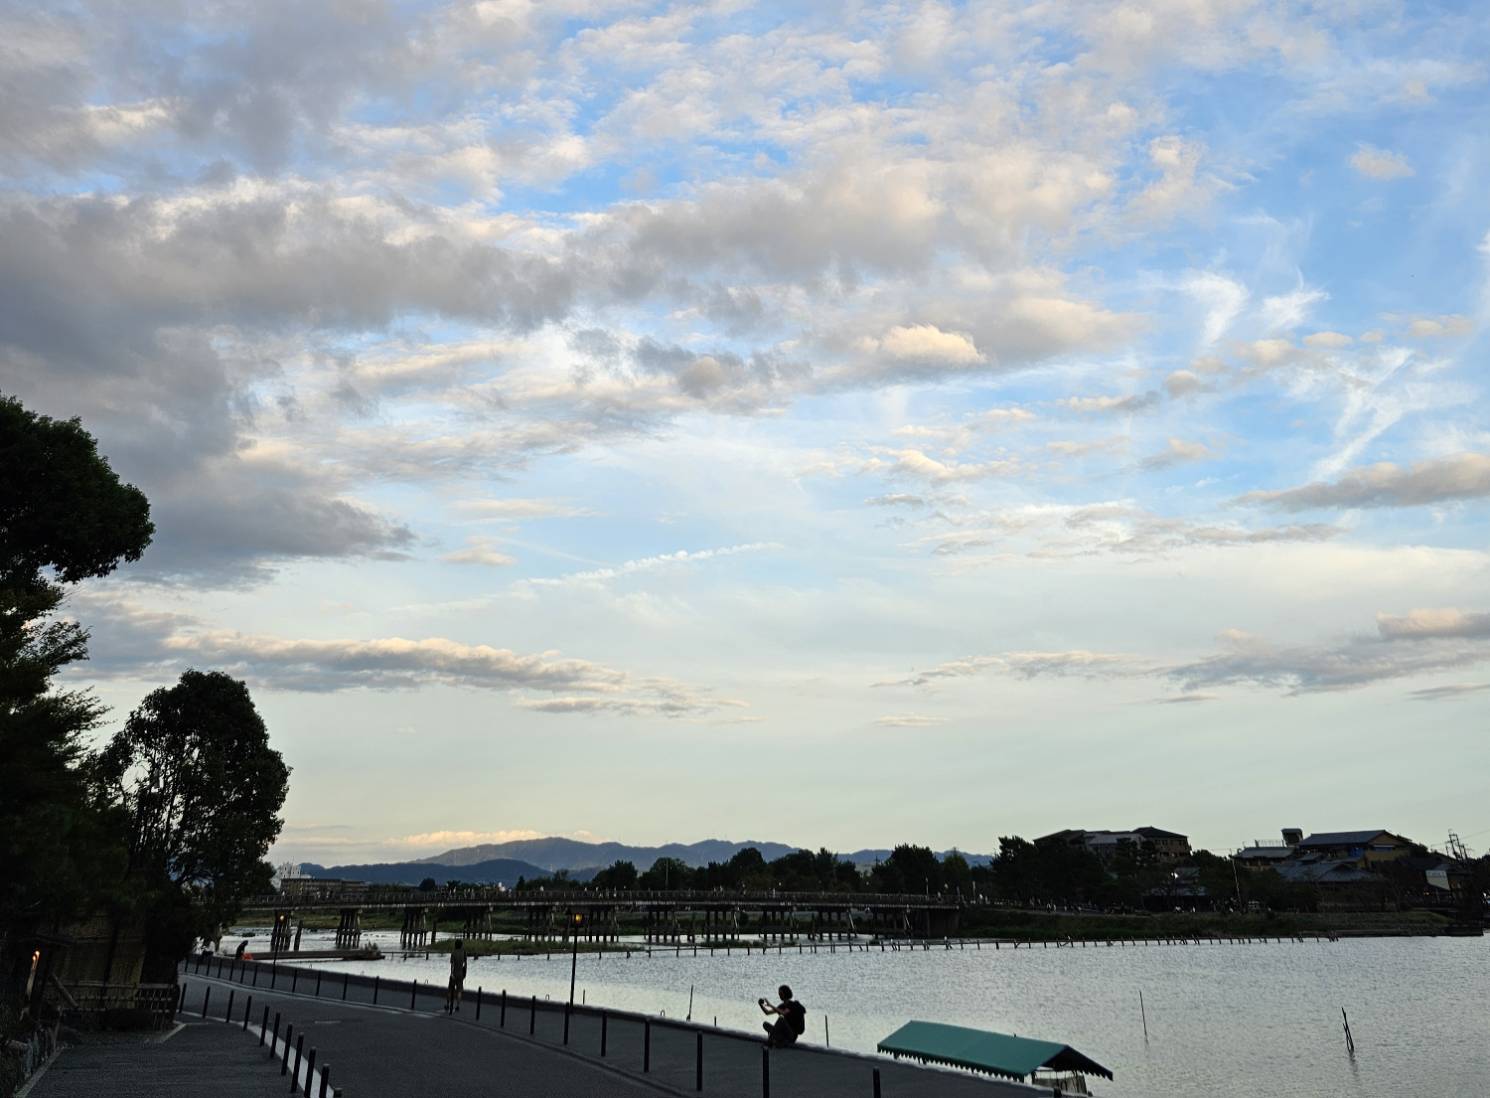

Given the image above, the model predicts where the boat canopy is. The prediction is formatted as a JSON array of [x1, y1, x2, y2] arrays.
[[876, 1021, 1114, 1083]]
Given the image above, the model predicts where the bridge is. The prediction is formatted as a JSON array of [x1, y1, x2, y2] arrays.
[[239, 887, 963, 953]]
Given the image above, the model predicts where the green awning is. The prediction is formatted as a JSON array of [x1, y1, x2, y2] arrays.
[[876, 1021, 1114, 1082]]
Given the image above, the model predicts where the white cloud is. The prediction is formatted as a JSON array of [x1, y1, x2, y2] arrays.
[[442, 538, 518, 566], [872, 323, 982, 364], [530, 543, 781, 587], [1349, 144, 1414, 180], [1240, 453, 1490, 510], [1140, 438, 1213, 470]]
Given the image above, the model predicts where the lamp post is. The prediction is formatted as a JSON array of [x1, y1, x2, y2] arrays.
[[565, 911, 584, 1044]]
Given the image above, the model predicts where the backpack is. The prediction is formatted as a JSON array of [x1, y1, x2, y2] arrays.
[[786, 1000, 806, 1035]]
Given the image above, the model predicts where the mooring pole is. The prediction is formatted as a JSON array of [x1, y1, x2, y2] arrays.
[[1342, 1008, 1355, 1054], [1140, 989, 1149, 1041]]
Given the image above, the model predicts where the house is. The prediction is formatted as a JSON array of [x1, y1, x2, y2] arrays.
[[1034, 827, 1191, 864], [1295, 830, 1416, 866], [1235, 828, 1303, 870]]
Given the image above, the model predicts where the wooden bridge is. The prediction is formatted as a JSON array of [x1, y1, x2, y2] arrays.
[[238, 888, 963, 952]]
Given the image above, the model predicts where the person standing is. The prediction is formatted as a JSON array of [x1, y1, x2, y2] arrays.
[[446, 939, 468, 1013]]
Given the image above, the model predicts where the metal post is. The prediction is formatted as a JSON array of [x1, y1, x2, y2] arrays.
[[529, 994, 536, 1035], [291, 1033, 304, 1092], [696, 1031, 703, 1091], [304, 1048, 316, 1097], [291, 967, 298, 994], [253, 963, 259, 987], [411, 979, 417, 1010], [176, 983, 185, 1017], [601, 1012, 608, 1057], [319, 1066, 330, 1098], [762, 1045, 770, 1098], [226, 989, 235, 1022], [873, 1067, 882, 1097], [500, 989, 507, 1027], [243, 995, 253, 1029], [315, 971, 322, 997], [271, 1012, 281, 1057], [644, 1019, 651, 1072], [373, 975, 379, 1004], [260, 1005, 269, 1046], [202, 986, 211, 1018], [475, 987, 482, 1020], [342, 972, 348, 1000], [281, 1024, 293, 1074]]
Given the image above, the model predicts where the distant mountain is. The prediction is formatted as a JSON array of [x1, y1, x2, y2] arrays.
[[300, 857, 550, 887], [421, 837, 799, 872], [417, 836, 992, 873]]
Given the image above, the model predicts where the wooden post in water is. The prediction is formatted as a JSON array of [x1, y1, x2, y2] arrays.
[[1341, 1008, 1355, 1055], [1139, 990, 1149, 1041]]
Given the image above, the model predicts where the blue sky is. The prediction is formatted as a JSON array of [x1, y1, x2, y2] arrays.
[[4, 0, 1488, 864]]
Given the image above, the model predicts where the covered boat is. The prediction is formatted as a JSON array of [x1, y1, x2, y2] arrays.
[[877, 1021, 1113, 1093]]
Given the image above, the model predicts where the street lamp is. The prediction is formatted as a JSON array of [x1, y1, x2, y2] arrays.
[[565, 911, 585, 1045]]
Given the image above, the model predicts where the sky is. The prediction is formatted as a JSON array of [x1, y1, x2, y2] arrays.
[[4, 0, 1488, 867]]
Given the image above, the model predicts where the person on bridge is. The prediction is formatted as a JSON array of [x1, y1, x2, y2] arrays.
[[446, 939, 468, 1013], [758, 985, 806, 1047]]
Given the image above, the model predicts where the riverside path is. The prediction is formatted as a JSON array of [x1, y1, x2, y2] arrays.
[[167, 959, 1050, 1097]]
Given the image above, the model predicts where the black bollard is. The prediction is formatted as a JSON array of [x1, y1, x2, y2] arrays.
[[644, 1019, 651, 1072], [291, 968, 298, 994], [315, 971, 322, 997], [271, 1012, 281, 1058], [873, 1067, 882, 1097], [319, 1066, 330, 1098], [291, 1033, 304, 1092], [411, 979, 417, 1010], [202, 986, 211, 1019], [601, 1012, 608, 1057], [696, 1031, 703, 1091], [501, 989, 507, 1027], [530, 994, 536, 1035], [176, 983, 185, 1017], [260, 1004, 269, 1045], [226, 989, 235, 1023], [253, 962, 259, 988], [243, 995, 253, 1029], [762, 1045, 770, 1098], [373, 975, 379, 1004], [303, 1048, 316, 1097], [281, 1024, 293, 1075], [475, 987, 482, 1020], [342, 972, 349, 1001]]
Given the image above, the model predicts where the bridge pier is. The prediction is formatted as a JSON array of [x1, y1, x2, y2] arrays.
[[334, 908, 361, 949], [400, 906, 428, 949], [270, 911, 293, 953]]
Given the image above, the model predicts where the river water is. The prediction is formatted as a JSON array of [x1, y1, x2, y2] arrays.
[[238, 927, 1489, 1096]]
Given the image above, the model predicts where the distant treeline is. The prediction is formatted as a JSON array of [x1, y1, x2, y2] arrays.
[[495, 838, 1320, 910]]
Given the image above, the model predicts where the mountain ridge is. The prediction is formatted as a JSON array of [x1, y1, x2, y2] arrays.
[[414, 836, 992, 872]]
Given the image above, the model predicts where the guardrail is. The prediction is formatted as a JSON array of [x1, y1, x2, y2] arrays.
[[245, 888, 964, 911]]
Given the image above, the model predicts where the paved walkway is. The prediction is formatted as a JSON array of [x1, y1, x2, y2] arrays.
[[169, 959, 1047, 1097], [27, 1023, 294, 1098]]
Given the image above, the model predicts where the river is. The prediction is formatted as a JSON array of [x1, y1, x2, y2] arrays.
[[235, 927, 1489, 1096]]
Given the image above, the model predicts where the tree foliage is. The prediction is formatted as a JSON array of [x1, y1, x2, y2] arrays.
[[0, 394, 152, 950], [98, 670, 289, 965]]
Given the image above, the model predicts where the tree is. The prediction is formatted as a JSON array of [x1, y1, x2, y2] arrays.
[[639, 857, 691, 891], [592, 860, 638, 890], [870, 845, 942, 894], [98, 671, 289, 974], [418, 878, 438, 892], [1, 394, 153, 968]]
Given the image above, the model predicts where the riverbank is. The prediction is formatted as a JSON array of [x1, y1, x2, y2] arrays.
[[956, 907, 1456, 941]]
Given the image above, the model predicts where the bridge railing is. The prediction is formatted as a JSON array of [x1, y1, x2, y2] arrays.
[[243, 887, 964, 911]]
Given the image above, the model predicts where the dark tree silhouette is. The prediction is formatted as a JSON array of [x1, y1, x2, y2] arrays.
[[99, 671, 289, 974], [0, 394, 152, 959]]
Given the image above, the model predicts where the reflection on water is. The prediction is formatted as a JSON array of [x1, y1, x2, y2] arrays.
[[234, 927, 1489, 1097]]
